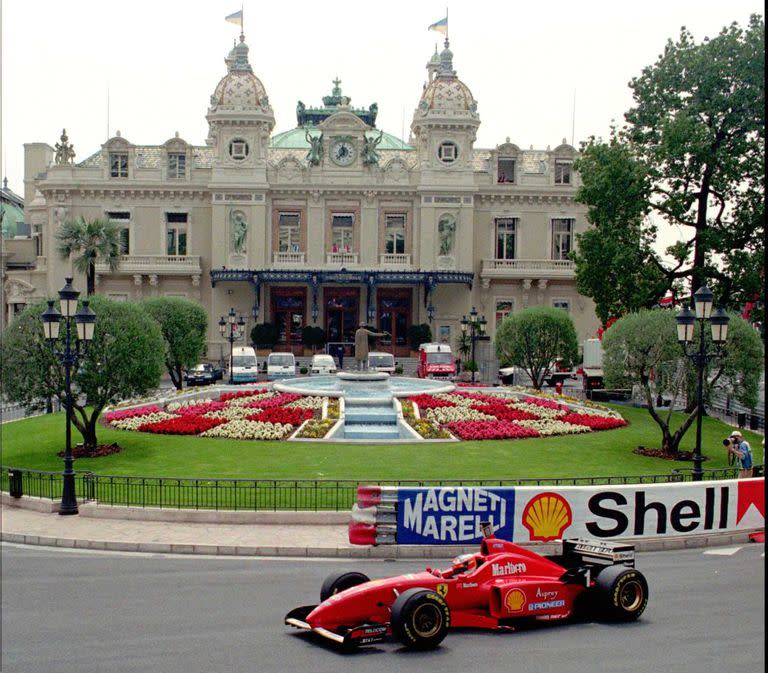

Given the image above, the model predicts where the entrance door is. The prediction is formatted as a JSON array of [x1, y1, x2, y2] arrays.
[[325, 288, 360, 355], [377, 288, 412, 357], [272, 288, 306, 354]]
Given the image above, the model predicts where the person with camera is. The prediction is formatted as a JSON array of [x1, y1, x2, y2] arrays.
[[725, 430, 753, 478]]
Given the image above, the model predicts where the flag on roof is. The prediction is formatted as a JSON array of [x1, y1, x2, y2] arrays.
[[225, 10, 243, 27], [428, 16, 448, 34]]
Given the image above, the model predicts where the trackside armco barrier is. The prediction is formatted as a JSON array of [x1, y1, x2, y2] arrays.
[[348, 478, 765, 546]]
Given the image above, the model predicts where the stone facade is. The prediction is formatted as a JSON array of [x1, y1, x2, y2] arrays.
[[9, 35, 597, 362]]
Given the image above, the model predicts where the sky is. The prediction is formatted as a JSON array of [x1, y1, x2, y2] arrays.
[[1, 0, 762, 201]]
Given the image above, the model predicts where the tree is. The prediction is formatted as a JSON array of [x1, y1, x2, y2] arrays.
[[572, 136, 669, 323], [602, 309, 762, 455], [495, 307, 578, 390], [142, 297, 207, 391], [1, 297, 164, 453], [301, 325, 326, 352], [574, 16, 765, 320], [407, 323, 432, 351], [56, 216, 122, 296], [250, 322, 279, 349]]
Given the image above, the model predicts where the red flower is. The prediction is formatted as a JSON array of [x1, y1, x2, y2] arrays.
[[470, 403, 539, 422], [523, 396, 570, 412], [104, 405, 161, 422], [559, 413, 627, 430], [138, 416, 227, 435], [445, 420, 540, 440], [246, 407, 315, 426], [219, 389, 268, 402], [245, 393, 303, 409], [409, 395, 456, 410], [174, 401, 227, 416]]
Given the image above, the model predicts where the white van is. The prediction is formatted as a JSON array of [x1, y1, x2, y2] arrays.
[[367, 351, 396, 374], [231, 346, 259, 383], [267, 352, 296, 380]]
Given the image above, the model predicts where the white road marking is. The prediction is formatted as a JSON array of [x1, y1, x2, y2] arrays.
[[703, 546, 743, 556]]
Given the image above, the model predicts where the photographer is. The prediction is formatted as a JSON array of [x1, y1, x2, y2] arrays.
[[724, 431, 753, 478]]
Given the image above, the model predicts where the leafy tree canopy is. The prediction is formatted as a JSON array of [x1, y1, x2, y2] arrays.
[[495, 307, 578, 389], [142, 297, 207, 390], [574, 15, 764, 323], [1, 296, 164, 452], [603, 309, 762, 454]]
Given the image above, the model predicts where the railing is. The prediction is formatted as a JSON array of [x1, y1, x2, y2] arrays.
[[2, 466, 753, 512], [379, 253, 411, 268], [272, 251, 305, 266], [326, 252, 358, 266], [95, 255, 202, 274], [480, 258, 576, 278]]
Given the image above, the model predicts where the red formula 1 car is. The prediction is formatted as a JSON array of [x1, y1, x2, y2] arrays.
[[285, 526, 648, 650]]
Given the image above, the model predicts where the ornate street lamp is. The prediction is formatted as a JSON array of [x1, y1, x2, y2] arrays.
[[40, 278, 97, 515], [219, 307, 246, 385], [675, 285, 729, 481], [460, 307, 487, 384]]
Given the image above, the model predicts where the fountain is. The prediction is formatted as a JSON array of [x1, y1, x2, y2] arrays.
[[275, 372, 455, 441]]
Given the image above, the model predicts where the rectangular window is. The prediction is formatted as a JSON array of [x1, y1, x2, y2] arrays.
[[166, 212, 188, 256], [553, 300, 570, 312], [495, 217, 517, 260], [497, 158, 515, 183], [385, 214, 406, 254], [109, 152, 128, 178], [168, 153, 186, 179], [495, 299, 514, 329], [554, 160, 572, 185], [106, 211, 130, 254], [552, 218, 573, 260], [331, 213, 354, 251], [278, 212, 301, 252]]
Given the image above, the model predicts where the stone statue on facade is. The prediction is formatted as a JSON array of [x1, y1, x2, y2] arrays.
[[54, 129, 76, 165], [230, 209, 248, 253], [305, 129, 324, 166], [438, 216, 456, 256], [362, 130, 384, 166]]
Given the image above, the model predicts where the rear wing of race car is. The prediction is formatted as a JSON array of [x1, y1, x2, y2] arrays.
[[561, 538, 635, 567]]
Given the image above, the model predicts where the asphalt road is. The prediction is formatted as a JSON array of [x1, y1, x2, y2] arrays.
[[1, 544, 764, 673]]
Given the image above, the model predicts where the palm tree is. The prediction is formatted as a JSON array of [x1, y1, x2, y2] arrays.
[[56, 216, 121, 295]]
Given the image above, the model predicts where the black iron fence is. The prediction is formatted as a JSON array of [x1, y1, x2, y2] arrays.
[[1, 465, 752, 512]]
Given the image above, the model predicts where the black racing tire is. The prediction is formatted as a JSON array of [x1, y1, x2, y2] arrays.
[[594, 566, 649, 622], [391, 588, 451, 650], [319, 571, 370, 602]]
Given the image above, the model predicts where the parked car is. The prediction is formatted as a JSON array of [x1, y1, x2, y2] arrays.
[[267, 352, 297, 380], [367, 351, 396, 374], [184, 363, 223, 386], [310, 354, 337, 376], [231, 346, 259, 383]]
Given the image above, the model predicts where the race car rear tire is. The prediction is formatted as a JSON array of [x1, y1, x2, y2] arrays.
[[391, 588, 450, 650], [320, 571, 370, 602], [594, 566, 648, 621]]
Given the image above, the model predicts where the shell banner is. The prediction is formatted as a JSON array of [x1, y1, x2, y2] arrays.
[[387, 479, 764, 545]]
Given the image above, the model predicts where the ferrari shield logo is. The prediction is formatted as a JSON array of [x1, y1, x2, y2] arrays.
[[436, 584, 448, 598]]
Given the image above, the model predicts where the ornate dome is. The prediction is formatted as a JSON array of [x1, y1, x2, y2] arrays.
[[210, 35, 270, 111], [418, 39, 477, 115]]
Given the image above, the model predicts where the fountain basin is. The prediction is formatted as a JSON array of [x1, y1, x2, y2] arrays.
[[274, 374, 455, 398]]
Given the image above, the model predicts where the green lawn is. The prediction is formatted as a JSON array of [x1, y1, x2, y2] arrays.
[[1, 405, 760, 481]]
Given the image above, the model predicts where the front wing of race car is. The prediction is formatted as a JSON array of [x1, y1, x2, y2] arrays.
[[285, 605, 389, 648]]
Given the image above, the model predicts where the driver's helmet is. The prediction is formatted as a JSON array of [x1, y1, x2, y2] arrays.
[[452, 553, 477, 574]]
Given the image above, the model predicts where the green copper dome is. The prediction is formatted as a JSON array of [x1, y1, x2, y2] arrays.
[[271, 127, 412, 151]]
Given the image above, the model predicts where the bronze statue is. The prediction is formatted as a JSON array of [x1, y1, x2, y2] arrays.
[[362, 130, 384, 166], [305, 129, 323, 166]]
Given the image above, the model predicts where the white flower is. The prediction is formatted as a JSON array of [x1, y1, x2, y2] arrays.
[[516, 419, 591, 435], [425, 407, 495, 424], [110, 412, 177, 431]]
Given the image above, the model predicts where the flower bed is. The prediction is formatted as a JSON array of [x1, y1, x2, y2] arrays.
[[408, 391, 626, 441], [246, 407, 315, 425], [104, 405, 163, 423], [138, 415, 227, 435]]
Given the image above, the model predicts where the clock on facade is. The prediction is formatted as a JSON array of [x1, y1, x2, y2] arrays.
[[331, 139, 356, 166]]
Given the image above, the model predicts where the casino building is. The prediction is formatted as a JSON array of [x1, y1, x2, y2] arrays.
[[10, 33, 597, 363]]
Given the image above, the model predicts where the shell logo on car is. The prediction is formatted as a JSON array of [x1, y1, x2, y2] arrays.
[[522, 492, 573, 542], [504, 588, 526, 612]]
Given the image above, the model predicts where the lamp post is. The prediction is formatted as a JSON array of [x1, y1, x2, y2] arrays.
[[41, 278, 96, 515], [460, 306, 487, 384], [219, 307, 246, 385], [675, 285, 730, 481]]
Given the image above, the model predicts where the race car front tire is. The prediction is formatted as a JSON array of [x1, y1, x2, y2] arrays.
[[391, 588, 450, 650], [320, 571, 370, 602], [594, 566, 649, 621]]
